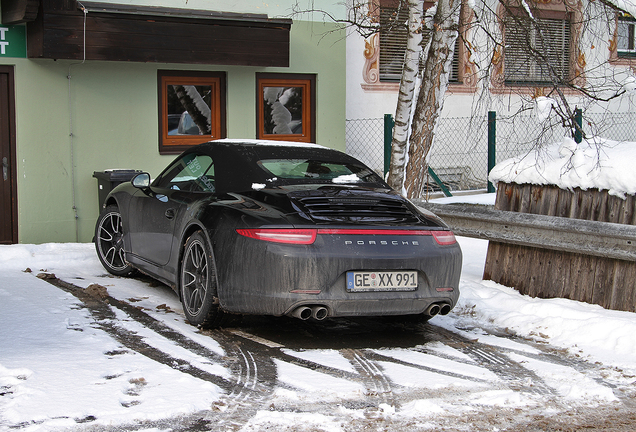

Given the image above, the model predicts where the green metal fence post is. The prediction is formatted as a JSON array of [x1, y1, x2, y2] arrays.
[[383, 114, 394, 177], [488, 111, 496, 193], [428, 167, 452, 197], [574, 108, 583, 144]]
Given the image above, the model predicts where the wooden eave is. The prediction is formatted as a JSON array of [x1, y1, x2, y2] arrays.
[[1, 0, 39, 24], [21, 0, 292, 66]]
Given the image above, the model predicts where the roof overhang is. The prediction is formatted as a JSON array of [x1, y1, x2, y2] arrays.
[[6, 0, 292, 66]]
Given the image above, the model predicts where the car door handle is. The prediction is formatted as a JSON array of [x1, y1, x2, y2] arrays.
[[165, 208, 176, 219], [2, 157, 7, 181]]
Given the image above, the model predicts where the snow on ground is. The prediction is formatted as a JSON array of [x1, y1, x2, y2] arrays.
[[0, 267, 221, 430], [2, 212, 636, 429]]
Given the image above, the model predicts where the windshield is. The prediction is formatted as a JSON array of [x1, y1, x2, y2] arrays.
[[257, 159, 383, 184]]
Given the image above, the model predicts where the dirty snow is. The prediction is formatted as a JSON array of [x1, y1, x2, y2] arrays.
[[1, 232, 635, 429]]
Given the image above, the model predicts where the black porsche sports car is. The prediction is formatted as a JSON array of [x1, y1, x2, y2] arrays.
[[95, 140, 462, 327]]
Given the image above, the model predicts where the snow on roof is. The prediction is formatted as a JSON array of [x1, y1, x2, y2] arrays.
[[489, 137, 636, 198], [612, 0, 636, 19], [213, 138, 327, 149]]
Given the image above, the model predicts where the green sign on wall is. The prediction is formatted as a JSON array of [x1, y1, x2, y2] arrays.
[[0, 24, 27, 58]]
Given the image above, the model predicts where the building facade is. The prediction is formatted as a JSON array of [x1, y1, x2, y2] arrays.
[[0, 0, 346, 244], [346, 0, 636, 187]]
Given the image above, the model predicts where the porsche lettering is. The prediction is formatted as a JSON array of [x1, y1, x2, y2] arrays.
[[344, 240, 420, 246]]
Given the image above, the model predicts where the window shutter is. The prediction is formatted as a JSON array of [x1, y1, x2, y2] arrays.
[[379, 6, 409, 81], [379, 6, 462, 83], [449, 37, 460, 82], [504, 17, 571, 84]]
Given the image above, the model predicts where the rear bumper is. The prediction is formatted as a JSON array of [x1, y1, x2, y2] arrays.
[[214, 230, 462, 317]]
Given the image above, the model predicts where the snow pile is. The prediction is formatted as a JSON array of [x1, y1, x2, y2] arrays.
[[332, 174, 361, 184], [489, 138, 636, 197], [214, 138, 325, 149], [449, 237, 636, 369], [534, 96, 556, 121]]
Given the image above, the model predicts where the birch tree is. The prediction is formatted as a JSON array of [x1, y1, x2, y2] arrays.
[[402, 0, 461, 198], [386, 0, 426, 191], [295, 0, 636, 197]]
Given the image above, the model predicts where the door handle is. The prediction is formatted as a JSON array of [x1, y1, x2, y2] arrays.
[[2, 157, 7, 181], [165, 208, 176, 219]]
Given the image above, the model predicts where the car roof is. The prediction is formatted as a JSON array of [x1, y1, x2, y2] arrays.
[[177, 140, 384, 193], [193, 139, 360, 165], [211, 138, 327, 150]]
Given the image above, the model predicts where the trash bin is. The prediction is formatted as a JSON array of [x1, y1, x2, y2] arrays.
[[93, 169, 142, 211]]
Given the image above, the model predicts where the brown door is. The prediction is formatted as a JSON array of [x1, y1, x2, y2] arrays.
[[0, 66, 17, 244]]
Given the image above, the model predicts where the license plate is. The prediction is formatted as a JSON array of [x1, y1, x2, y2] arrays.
[[346, 270, 418, 292]]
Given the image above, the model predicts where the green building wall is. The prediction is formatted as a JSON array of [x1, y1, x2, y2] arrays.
[[1, 20, 345, 244]]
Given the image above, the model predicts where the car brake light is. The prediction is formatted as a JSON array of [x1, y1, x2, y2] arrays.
[[236, 229, 317, 245], [316, 229, 433, 236], [432, 230, 457, 245]]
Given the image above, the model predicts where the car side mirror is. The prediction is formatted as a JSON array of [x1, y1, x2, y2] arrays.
[[132, 172, 151, 189]]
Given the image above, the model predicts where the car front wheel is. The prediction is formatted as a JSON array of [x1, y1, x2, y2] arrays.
[[180, 231, 233, 328], [95, 205, 135, 276]]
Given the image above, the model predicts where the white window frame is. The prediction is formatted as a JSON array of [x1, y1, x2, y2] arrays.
[[617, 16, 636, 57]]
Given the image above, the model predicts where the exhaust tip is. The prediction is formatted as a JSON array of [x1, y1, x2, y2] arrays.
[[291, 306, 312, 320], [311, 306, 328, 320], [425, 303, 441, 317], [439, 303, 452, 315]]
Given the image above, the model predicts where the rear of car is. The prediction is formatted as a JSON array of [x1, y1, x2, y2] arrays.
[[220, 226, 461, 319], [207, 141, 462, 320]]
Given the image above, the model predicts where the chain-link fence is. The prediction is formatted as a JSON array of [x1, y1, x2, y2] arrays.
[[346, 111, 636, 193], [345, 118, 387, 177]]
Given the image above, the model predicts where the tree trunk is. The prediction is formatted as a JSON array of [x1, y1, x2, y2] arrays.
[[387, 0, 425, 192], [404, 0, 460, 199]]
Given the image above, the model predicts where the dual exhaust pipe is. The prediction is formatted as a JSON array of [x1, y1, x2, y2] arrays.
[[290, 305, 328, 321], [425, 302, 452, 317], [290, 302, 451, 320]]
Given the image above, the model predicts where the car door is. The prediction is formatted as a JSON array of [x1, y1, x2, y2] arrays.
[[128, 152, 215, 266]]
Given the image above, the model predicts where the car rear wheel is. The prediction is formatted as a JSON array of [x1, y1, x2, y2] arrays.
[[180, 231, 237, 328], [95, 205, 135, 276]]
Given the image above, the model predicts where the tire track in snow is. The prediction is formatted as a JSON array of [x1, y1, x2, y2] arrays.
[[203, 330, 278, 429], [463, 328, 636, 406], [45, 276, 278, 430], [428, 326, 555, 396], [340, 348, 396, 415]]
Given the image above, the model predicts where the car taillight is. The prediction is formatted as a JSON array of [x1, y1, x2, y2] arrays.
[[316, 229, 434, 236], [236, 229, 317, 245], [432, 230, 457, 245]]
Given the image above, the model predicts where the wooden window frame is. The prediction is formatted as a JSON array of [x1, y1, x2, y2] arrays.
[[158, 70, 226, 155], [256, 73, 316, 143]]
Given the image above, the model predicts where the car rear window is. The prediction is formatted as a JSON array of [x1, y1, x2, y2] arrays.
[[257, 159, 383, 184]]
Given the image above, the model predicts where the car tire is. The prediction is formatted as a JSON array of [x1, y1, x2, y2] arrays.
[[180, 231, 237, 328], [95, 205, 135, 277]]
